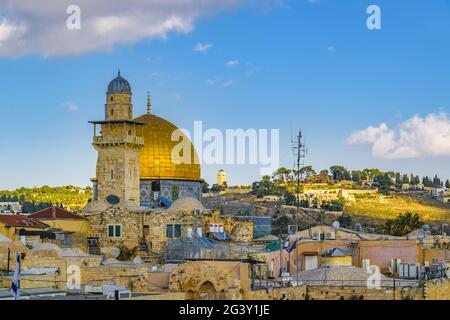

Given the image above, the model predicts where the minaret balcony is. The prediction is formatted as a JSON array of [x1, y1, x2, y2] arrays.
[[93, 134, 144, 146]]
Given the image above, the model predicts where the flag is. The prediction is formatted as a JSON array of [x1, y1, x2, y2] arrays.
[[10, 251, 20, 300], [288, 239, 298, 254], [283, 240, 290, 251]]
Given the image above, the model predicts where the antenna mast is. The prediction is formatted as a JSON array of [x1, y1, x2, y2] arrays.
[[291, 130, 307, 231]]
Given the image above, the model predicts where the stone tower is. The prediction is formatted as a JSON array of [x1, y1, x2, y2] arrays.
[[90, 71, 145, 206], [216, 169, 227, 186]]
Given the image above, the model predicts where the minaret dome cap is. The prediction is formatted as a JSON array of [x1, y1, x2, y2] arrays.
[[107, 70, 131, 94]]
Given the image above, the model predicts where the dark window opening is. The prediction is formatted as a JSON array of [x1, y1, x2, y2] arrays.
[[166, 224, 181, 238], [151, 181, 161, 192]]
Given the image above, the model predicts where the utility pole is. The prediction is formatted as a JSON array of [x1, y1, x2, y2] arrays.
[[296, 235, 299, 286], [291, 130, 307, 231], [7, 248, 10, 275], [279, 233, 283, 280]]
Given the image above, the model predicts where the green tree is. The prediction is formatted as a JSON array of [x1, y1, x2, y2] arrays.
[[384, 212, 423, 236], [321, 199, 345, 212], [299, 166, 316, 179], [351, 170, 363, 183], [402, 174, 410, 184], [330, 165, 350, 181], [210, 184, 223, 192], [202, 181, 210, 193], [362, 168, 383, 184], [337, 213, 353, 229], [433, 174, 442, 187]]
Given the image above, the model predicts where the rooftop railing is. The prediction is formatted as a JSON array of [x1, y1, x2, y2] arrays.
[[93, 134, 144, 146]]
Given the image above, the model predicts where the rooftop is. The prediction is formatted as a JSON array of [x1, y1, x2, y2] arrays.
[[28, 206, 86, 220], [0, 215, 48, 228], [321, 248, 350, 257], [296, 266, 418, 287]]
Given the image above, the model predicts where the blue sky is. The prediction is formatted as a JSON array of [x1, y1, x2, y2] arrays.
[[1, 0, 450, 189]]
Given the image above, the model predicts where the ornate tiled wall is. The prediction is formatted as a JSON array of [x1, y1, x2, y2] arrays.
[[140, 179, 202, 208]]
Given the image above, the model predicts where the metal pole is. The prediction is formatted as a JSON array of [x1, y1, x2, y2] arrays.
[[288, 249, 291, 274], [240, 240, 243, 262], [393, 279, 396, 300], [296, 236, 299, 285], [259, 265, 262, 288], [251, 264, 255, 290], [279, 235, 283, 278], [309, 212, 312, 238], [7, 248, 10, 275]]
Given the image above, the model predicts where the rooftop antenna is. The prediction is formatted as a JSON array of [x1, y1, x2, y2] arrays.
[[291, 129, 308, 233], [147, 91, 151, 114]]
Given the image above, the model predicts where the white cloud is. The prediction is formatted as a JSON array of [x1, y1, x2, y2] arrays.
[[225, 59, 239, 66], [194, 42, 213, 53], [206, 79, 215, 86], [0, 0, 240, 57], [64, 102, 79, 112], [0, 18, 27, 42], [347, 112, 450, 159], [221, 79, 234, 87]]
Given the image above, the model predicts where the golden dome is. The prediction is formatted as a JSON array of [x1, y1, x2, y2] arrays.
[[134, 113, 201, 181]]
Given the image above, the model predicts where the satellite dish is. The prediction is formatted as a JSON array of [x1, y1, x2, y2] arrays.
[[106, 195, 120, 205], [332, 221, 340, 228]]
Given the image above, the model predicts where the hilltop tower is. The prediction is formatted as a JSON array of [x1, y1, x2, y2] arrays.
[[90, 71, 145, 206], [216, 169, 227, 187]]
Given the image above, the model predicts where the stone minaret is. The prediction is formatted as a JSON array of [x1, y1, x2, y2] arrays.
[[90, 71, 144, 206]]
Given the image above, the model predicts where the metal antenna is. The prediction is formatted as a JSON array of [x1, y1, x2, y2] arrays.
[[147, 91, 151, 114], [291, 129, 308, 231]]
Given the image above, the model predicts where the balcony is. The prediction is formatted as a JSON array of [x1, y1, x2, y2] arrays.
[[93, 134, 144, 146]]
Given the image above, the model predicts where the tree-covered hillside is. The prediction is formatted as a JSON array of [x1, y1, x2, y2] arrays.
[[0, 185, 92, 213]]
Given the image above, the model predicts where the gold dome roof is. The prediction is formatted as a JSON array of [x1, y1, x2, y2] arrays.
[[134, 113, 201, 181]]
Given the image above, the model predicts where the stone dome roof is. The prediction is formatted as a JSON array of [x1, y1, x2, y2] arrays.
[[107, 71, 131, 94], [133, 113, 202, 181], [167, 197, 204, 213]]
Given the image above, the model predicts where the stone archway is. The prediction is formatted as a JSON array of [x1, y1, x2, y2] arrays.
[[198, 281, 217, 300]]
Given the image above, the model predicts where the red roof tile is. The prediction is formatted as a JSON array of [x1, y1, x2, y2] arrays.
[[0, 215, 49, 228], [28, 207, 86, 220]]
